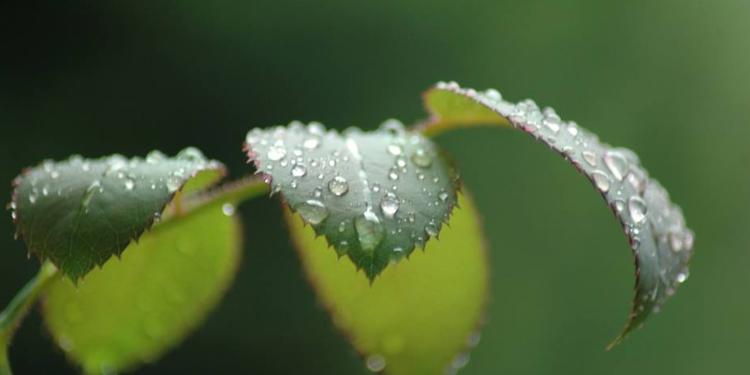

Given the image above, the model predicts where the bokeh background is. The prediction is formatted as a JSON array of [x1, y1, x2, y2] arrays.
[[1, 1, 748, 374]]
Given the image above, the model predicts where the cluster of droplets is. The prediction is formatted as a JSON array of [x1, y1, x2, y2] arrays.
[[433, 82, 694, 322], [10, 148, 223, 231], [245, 120, 457, 270], [361, 330, 481, 374]]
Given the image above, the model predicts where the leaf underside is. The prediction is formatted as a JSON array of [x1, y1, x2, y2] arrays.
[[245, 121, 460, 280], [422, 82, 694, 345], [43, 202, 241, 374], [11, 148, 225, 281], [288, 193, 488, 375]]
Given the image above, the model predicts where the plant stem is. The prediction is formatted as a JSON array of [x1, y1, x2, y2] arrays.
[[0, 261, 59, 375]]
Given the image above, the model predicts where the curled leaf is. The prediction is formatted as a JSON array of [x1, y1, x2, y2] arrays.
[[10, 148, 225, 281], [245, 121, 459, 279], [422, 82, 694, 345], [288, 193, 488, 375], [43, 202, 241, 374]]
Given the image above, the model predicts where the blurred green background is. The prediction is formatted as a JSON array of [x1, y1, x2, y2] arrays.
[[1, 1, 748, 374]]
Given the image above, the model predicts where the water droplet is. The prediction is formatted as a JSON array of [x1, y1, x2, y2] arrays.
[[303, 137, 320, 150], [28, 194, 37, 204], [380, 193, 400, 218], [411, 148, 432, 168], [177, 147, 205, 162], [613, 199, 625, 213], [628, 196, 648, 224], [567, 123, 579, 137], [365, 354, 387, 372], [604, 151, 629, 181], [388, 169, 399, 181], [166, 176, 181, 193], [328, 176, 349, 196], [338, 221, 348, 233], [396, 158, 407, 168], [267, 146, 287, 161], [543, 115, 561, 133], [451, 353, 470, 370], [484, 88, 502, 101], [626, 167, 647, 193], [124, 179, 135, 191], [81, 180, 102, 210], [381, 119, 405, 135], [291, 164, 307, 177], [591, 171, 611, 193], [222, 203, 235, 216], [146, 150, 166, 163], [355, 208, 384, 253], [295, 200, 328, 225], [669, 232, 684, 252], [582, 151, 597, 167], [312, 187, 323, 198], [676, 272, 688, 283], [439, 192, 449, 202], [425, 223, 439, 237], [387, 144, 402, 156]]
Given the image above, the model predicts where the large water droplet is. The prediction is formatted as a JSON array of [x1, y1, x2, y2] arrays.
[[124, 178, 135, 191], [628, 196, 648, 224], [303, 137, 320, 150], [411, 148, 432, 168], [676, 272, 688, 283], [291, 164, 307, 177], [591, 171, 611, 193], [425, 224, 439, 237], [365, 354, 387, 372], [355, 208, 384, 253], [267, 146, 287, 161], [81, 180, 102, 211], [222, 203, 235, 216], [582, 151, 597, 167], [380, 193, 400, 218], [328, 176, 349, 196], [295, 200, 329, 225], [387, 144, 403, 156], [177, 147, 205, 162], [146, 150, 166, 164], [604, 151, 629, 181]]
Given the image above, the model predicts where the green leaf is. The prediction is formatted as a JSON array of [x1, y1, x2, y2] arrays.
[[10, 148, 225, 281], [245, 121, 460, 280], [42, 201, 241, 374], [422, 82, 694, 346], [288, 193, 488, 375]]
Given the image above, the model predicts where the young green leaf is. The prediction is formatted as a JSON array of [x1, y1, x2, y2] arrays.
[[42, 201, 241, 374], [10, 148, 225, 281], [422, 82, 694, 346], [288, 193, 487, 375], [245, 121, 460, 280]]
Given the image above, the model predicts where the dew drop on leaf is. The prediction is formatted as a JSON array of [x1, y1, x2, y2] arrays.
[[328, 176, 349, 196], [604, 151, 629, 181], [628, 196, 648, 224], [355, 207, 385, 253], [411, 148, 432, 168], [366, 354, 387, 372], [267, 146, 287, 161], [295, 200, 329, 226], [591, 171, 611, 193], [291, 164, 307, 177], [380, 193, 400, 218]]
